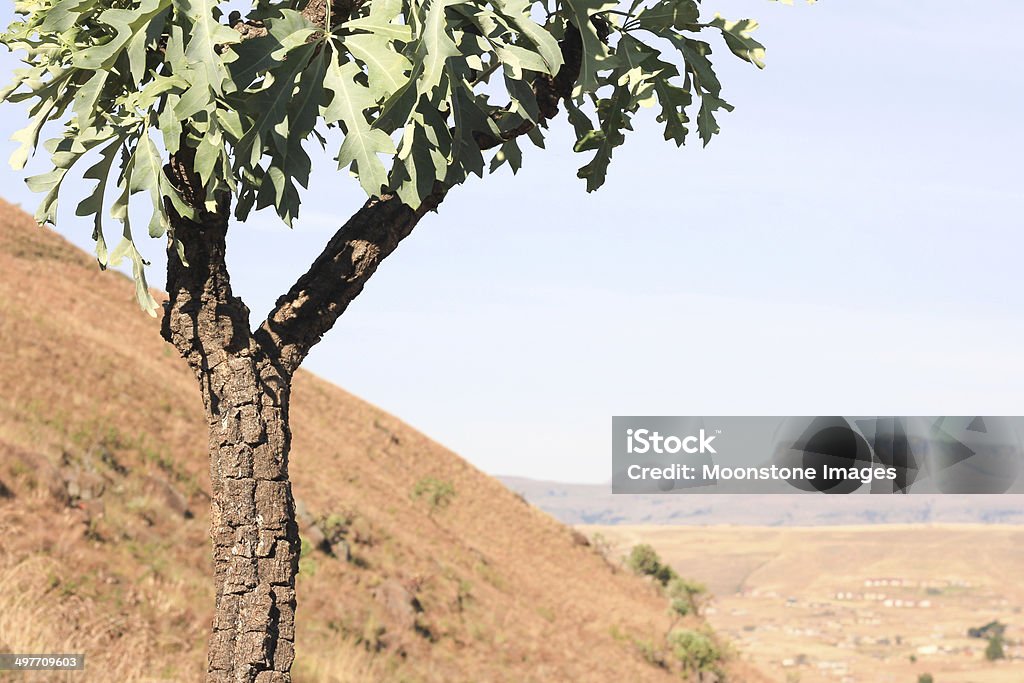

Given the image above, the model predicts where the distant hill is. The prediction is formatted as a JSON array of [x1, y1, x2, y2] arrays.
[[0, 198, 769, 682], [499, 476, 1024, 526]]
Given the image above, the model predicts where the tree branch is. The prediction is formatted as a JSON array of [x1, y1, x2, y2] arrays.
[[254, 23, 586, 376], [254, 186, 446, 376], [476, 23, 583, 149]]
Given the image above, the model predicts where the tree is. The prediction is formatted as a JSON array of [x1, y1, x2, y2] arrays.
[[668, 628, 722, 676], [1, 0, 812, 680], [668, 575, 706, 617], [627, 542, 676, 586]]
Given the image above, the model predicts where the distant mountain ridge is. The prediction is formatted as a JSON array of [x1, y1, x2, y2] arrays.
[[499, 476, 1024, 526]]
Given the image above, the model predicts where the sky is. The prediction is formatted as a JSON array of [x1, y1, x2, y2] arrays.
[[1, 1, 1023, 484]]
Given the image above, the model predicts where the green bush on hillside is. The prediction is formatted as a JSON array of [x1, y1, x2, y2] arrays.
[[668, 576, 707, 617], [668, 628, 722, 675], [626, 544, 677, 586]]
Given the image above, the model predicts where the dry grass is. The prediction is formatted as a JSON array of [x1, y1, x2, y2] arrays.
[[291, 643, 386, 683], [0, 555, 387, 683], [0, 558, 153, 682]]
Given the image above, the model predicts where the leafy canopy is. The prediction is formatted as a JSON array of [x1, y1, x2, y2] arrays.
[[1, 0, 811, 313]]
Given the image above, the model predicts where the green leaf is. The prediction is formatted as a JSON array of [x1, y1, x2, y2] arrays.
[[344, 0, 413, 41], [392, 117, 445, 207], [324, 58, 396, 197], [23, 125, 112, 225], [416, 0, 462, 98], [126, 6, 170, 84], [575, 80, 632, 191], [696, 93, 733, 146], [72, 71, 109, 129], [172, 0, 241, 95], [654, 78, 691, 146], [234, 42, 317, 170], [76, 137, 123, 266], [672, 37, 722, 96], [130, 131, 169, 238], [634, 0, 699, 33], [491, 0, 562, 75], [564, 97, 595, 140], [450, 76, 494, 177], [346, 33, 413, 101], [489, 138, 522, 173], [563, 0, 617, 91], [108, 168, 159, 316], [505, 69, 540, 122], [39, 0, 95, 34], [10, 106, 53, 170], [709, 15, 766, 69], [74, 0, 171, 71], [25, 138, 77, 226]]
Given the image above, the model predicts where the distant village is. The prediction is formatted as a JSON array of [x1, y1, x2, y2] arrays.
[[710, 575, 1021, 682]]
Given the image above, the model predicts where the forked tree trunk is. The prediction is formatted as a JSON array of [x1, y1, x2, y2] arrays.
[[161, 192, 300, 683], [147, 16, 581, 678]]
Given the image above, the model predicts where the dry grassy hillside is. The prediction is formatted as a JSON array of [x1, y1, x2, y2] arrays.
[[0, 199, 767, 682]]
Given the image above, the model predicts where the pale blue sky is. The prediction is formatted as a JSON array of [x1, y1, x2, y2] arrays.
[[2, 1, 1022, 483]]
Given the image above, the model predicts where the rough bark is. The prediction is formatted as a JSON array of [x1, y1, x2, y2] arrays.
[[256, 187, 446, 376], [161, 153, 299, 683]]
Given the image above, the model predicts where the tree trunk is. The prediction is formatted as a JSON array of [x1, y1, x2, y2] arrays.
[[161, 188, 299, 683], [202, 358, 299, 683]]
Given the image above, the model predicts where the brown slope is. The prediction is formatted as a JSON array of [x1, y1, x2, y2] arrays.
[[0, 198, 768, 683]]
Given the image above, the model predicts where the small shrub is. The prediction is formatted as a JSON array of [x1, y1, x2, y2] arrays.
[[918, 674, 934, 683], [626, 544, 677, 586], [299, 538, 318, 576], [319, 511, 354, 546], [412, 477, 456, 514], [668, 577, 707, 617], [627, 544, 660, 575], [668, 629, 722, 675]]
